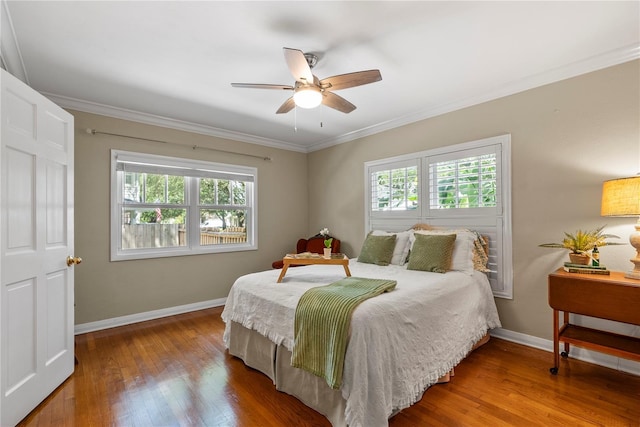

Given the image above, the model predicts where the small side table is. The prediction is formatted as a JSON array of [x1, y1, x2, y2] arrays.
[[277, 254, 351, 283], [548, 268, 640, 375]]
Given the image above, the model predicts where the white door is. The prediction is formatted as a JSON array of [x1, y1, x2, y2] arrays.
[[0, 69, 75, 426]]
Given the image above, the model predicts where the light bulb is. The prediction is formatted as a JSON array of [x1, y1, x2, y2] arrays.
[[293, 87, 322, 109]]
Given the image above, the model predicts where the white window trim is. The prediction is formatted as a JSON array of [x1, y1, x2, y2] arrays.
[[364, 134, 513, 299], [110, 149, 257, 261]]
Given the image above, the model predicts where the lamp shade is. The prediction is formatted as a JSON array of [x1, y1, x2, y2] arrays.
[[293, 86, 322, 109], [601, 176, 640, 217]]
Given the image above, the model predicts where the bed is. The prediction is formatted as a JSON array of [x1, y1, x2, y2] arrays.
[[221, 228, 501, 427]]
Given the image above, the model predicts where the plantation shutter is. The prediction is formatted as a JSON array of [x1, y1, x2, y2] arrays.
[[364, 135, 512, 299], [425, 144, 501, 218], [368, 158, 420, 216]]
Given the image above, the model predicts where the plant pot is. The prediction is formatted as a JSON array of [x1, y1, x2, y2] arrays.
[[323, 248, 331, 258], [569, 253, 590, 265]]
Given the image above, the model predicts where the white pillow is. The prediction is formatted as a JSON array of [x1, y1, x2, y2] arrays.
[[371, 229, 413, 265], [410, 229, 475, 273]]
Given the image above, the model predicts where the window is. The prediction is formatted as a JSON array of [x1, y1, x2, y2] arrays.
[[430, 154, 496, 209], [111, 150, 257, 261], [426, 144, 501, 217], [370, 159, 419, 212], [365, 135, 512, 299]]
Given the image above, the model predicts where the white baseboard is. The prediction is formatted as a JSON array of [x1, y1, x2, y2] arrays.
[[74, 298, 226, 335], [490, 327, 640, 376], [75, 303, 639, 377]]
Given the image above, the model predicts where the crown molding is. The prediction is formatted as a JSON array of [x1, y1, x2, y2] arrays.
[[43, 92, 308, 153], [0, 0, 28, 83], [307, 44, 640, 152], [40, 44, 640, 155]]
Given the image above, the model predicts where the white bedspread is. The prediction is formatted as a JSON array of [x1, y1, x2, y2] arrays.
[[221, 260, 501, 427]]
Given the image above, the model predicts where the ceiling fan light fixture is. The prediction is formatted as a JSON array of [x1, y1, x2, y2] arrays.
[[232, 47, 381, 114], [293, 86, 322, 109]]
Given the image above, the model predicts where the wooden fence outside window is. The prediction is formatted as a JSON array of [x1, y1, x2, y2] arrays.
[[122, 224, 246, 249]]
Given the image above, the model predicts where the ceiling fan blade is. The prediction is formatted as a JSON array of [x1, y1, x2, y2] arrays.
[[276, 97, 296, 114], [322, 92, 356, 114], [283, 47, 314, 84], [231, 83, 294, 90], [320, 70, 382, 91]]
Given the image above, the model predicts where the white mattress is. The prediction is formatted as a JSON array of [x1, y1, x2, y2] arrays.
[[222, 260, 501, 427]]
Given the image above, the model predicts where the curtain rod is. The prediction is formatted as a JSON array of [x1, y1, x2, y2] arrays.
[[85, 129, 272, 161]]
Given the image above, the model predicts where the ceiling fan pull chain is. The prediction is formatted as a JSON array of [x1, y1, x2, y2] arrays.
[[294, 104, 298, 132]]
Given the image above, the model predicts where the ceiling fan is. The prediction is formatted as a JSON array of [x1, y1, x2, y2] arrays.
[[231, 47, 382, 114]]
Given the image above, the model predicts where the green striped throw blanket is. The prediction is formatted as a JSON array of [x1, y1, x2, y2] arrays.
[[291, 277, 397, 389]]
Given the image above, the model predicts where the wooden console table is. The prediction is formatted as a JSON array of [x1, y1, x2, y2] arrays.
[[277, 254, 351, 283], [548, 268, 640, 374]]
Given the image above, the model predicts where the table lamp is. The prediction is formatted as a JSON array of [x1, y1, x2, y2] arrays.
[[601, 176, 640, 279]]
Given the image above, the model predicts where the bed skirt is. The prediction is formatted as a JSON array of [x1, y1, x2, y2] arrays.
[[227, 321, 491, 426], [228, 321, 348, 426]]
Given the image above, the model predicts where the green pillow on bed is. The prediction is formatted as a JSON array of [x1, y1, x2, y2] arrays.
[[357, 234, 396, 266], [407, 233, 456, 273]]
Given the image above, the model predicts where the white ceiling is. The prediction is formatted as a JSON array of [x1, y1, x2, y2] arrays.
[[3, 1, 639, 152]]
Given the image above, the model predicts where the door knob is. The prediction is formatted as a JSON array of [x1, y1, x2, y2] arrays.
[[66, 256, 82, 267]]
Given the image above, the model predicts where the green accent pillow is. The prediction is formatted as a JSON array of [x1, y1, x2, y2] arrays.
[[357, 234, 396, 266], [407, 233, 457, 273]]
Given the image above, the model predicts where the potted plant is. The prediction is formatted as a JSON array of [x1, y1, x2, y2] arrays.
[[539, 226, 623, 265], [320, 227, 333, 258]]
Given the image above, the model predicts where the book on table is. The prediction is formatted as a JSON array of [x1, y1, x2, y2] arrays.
[[563, 262, 607, 270], [563, 266, 610, 275], [286, 252, 346, 259], [287, 252, 321, 259]]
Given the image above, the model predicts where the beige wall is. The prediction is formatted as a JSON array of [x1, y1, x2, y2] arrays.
[[73, 112, 308, 324], [73, 60, 639, 339], [307, 60, 640, 340]]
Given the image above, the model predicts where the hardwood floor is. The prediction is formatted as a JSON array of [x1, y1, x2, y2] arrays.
[[18, 307, 640, 426]]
